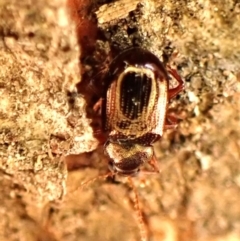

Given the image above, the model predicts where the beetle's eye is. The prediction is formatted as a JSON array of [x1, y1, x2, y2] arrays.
[[134, 168, 140, 176]]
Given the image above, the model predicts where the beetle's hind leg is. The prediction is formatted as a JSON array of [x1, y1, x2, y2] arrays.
[[164, 114, 179, 129], [167, 67, 184, 100]]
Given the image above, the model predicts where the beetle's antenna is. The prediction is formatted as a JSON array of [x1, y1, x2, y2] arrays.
[[80, 172, 114, 190], [128, 177, 148, 241]]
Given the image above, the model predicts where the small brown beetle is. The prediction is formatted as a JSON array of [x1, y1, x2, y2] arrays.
[[92, 47, 184, 176]]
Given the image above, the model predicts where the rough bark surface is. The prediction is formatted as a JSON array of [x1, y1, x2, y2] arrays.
[[0, 0, 240, 241]]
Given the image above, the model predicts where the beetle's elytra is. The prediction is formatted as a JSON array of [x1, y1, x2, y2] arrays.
[[92, 47, 184, 176]]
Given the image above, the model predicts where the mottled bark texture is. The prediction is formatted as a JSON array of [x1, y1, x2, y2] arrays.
[[0, 0, 240, 241]]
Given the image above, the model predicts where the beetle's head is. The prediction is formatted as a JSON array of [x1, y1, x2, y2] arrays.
[[105, 141, 153, 176]]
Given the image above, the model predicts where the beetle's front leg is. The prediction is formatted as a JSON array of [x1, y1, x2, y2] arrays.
[[148, 154, 160, 173], [91, 97, 108, 144]]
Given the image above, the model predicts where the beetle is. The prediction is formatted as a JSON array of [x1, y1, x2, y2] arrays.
[[91, 47, 184, 176]]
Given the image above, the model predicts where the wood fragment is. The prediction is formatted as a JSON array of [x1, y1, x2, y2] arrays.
[[96, 0, 142, 24]]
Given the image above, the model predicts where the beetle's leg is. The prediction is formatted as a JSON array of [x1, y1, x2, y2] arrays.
[[93, 130, 108, 145], [90, 114, 107, 144], [93, 97, 103, 113], [164, 114, 178, 130], [91, 98, 107, 144], [148, 155, 160, 173], [167, 66, 184, 100]]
